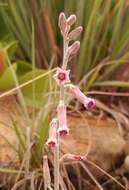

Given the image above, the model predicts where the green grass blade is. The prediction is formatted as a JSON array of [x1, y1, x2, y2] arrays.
[[94, 80, 129, 88], [99, 52, 129, 80], [35, 116, 49, 162], [31, 18, 36, 127], [110, 0, 126, 57], [8, 0, 29, 42], [77, 0, 102, 81], [5, 52, 30, 124], [85, 65, 102, 91], [0, 168, 25, 174], [12, 120, 25, 150], [92, 0, 111, 67]]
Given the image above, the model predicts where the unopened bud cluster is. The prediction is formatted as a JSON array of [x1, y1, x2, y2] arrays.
[[46, 13, 95, 149]]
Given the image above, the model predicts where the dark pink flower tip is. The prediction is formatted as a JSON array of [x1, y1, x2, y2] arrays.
[[66, 154, 84, 161], [46, 139, 57, 148], [84, 98, 96, 110], [59, 130, 68, 137], [73, 155, 84, 161], [57, 126, 69, 137]]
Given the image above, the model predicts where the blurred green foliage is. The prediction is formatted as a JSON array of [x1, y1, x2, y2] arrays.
[[0, 15, 55, 166], [1, 0, 129, 90]]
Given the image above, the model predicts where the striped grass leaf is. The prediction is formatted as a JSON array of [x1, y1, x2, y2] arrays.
[[92, 0, 111, 67], [85, 65, 102, 91], [110, 0, 126, 57], [11, 119, 25, 150], [0, 168, 25, 174], [35, 115, 49, 163], [77, 0, 102, 80], [99, 51, 129, 80]]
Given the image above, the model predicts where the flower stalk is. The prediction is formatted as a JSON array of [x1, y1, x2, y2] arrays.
[[45, 12, 95, 190]]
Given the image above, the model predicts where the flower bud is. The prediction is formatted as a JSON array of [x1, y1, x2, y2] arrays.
[[58, 12, 67, 36], [68, 41, 80, 56], [68, 26, 83, 41], [67, 15, 76, 26], [46, 118, 58, 148], [57, 101, 69, 137]]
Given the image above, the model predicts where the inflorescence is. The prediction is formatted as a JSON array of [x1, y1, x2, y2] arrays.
[[46, 12, 95, 157]]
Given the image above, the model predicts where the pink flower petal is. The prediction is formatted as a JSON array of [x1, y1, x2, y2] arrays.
[[57, 126, 69, 137], [57, 101, 69, 137], [70, 85, 95, 110], [46, 118, 58, 148], [46, 138, 57, 148], [53, 67, 70, 86]]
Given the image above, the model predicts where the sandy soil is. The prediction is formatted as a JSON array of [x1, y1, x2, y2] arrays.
[[0, 96, 18, 162], [0, 96, 126, 175], [60, 115, 125, 175]]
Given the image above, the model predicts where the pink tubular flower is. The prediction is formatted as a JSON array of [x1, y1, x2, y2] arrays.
[[70, 85, 95, 110], [53, 67, 70, 86], [57, 101, 69, 137], [46, 118, 58, 148]]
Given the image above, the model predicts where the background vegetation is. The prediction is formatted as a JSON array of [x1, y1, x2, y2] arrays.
[[1, 0, 129, 92], [0, 1, 128, 189]]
